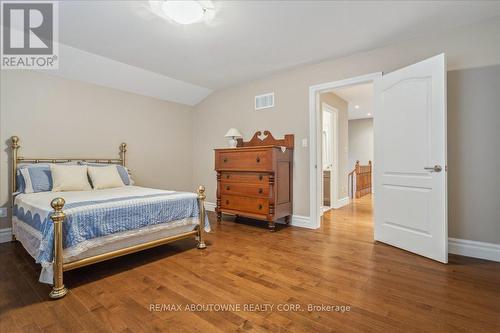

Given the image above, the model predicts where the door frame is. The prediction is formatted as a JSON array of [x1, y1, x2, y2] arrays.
[[309, 72, 382, 229], [321, 103, 339, 212]]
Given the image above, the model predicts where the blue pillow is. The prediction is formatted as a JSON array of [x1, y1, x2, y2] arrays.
[[16, 170, 26, 193], [18, 164, 53, 193], [116, 165, 132, 185]]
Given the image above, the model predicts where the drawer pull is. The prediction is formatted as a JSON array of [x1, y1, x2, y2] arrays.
[[256, 156, 261, 163], [223, 158, 228, 163], [259, 175, 263, 181], [258, 204, 263, 210], [226, 185, 230, 190], [226, 174, 230, 179], [258, 188, 263, 194], [226, 200, 229, 205]]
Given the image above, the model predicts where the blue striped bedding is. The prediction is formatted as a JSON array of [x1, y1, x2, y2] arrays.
[[13, 186, 209, 282]]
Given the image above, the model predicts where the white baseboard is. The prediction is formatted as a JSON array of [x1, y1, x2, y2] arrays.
[[0, 228, 12, 244], [276, 215, 314, 229], [332, 197, 350, 209], [449, 238, 500, 262], [289, 215, 314, 229], [204, 202, 216, 212]]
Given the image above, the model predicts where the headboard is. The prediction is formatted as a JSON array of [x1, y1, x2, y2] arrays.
[[10, 136, 127, 196]]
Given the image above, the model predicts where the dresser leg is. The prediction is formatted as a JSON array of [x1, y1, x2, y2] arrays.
[[217, 212, 222, 223], [284, 215, 291, 225], [268, 221, 276, 232]]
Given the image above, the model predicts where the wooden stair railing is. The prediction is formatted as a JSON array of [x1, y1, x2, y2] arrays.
[[348, 160, 372, 199]]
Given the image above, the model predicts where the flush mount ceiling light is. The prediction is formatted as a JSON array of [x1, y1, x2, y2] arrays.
[[354, 105, 360, 109], [149, 0, 214, 25]]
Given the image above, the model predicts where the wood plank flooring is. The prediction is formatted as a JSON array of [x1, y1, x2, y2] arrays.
[[1, 194, 499, 332]]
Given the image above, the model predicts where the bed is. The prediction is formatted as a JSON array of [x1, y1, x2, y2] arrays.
[[9, 136, 209, 299]]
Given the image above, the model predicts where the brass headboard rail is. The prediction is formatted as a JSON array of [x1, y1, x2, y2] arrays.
[[10, 136, 127, 196]]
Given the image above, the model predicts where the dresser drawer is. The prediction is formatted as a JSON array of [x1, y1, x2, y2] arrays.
[[220, 195, 269, 215], [220, 182, 270, 197], [217, 150, 272, 171], [220, 172, 270, 184]]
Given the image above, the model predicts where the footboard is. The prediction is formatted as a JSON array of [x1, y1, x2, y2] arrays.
[[48, 186, 207, 299]]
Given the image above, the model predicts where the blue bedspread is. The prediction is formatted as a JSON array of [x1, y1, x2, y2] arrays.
[[14, 190, 209, 265]]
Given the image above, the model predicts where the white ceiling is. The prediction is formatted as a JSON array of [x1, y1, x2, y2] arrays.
[[58, 1, 500, 92], [333, 83, 374, 120]]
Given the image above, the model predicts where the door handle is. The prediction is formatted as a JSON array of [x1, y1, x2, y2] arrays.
[[424, 165, 442, 172]]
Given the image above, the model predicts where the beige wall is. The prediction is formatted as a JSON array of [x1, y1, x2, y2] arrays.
[[447, 65, 500, 244], [0, 71, 194, 229], [320, 92, 349, 199], [192, 17, 500, 241], [348, 118, 374, 170]]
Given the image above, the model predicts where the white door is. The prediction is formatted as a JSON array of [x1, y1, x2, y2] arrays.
[[322, 104, 339, 209], [374, 54, 447, 263]]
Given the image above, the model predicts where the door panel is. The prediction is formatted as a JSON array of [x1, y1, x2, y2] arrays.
[[374, 54, 447, 263], [381, 185, 431, 235], [381, 78, 431, 173]]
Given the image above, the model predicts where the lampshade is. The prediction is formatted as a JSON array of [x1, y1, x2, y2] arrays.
[[224, 128, 242, 138]]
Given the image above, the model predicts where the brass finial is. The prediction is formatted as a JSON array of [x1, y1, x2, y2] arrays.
[[11, 136, 19, 148], [51, 197, 65, 211], [197, 185, 206, 200], [50, 197, 66, 222], [120, 143, 127, 152]]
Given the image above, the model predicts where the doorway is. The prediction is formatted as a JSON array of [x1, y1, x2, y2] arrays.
[[319, 82, 375, 219], [333, 83, 374, 201], [310, 72, 382, 228], [320, 103, 339, 213], [308, 54, 448, 263]]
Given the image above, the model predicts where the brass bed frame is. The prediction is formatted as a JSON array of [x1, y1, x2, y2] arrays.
[[10, 136, 207, 299]]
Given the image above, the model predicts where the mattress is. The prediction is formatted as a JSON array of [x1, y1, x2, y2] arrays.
[[13, 186, 210, 283]]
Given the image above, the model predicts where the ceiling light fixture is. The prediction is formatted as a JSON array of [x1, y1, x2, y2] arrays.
[[367, 113, 372, 116], [354, 105, 360, 109], [150, 0, 214, 25]]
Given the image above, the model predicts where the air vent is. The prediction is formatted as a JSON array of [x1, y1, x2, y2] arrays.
[[255, 92, 275, 110]]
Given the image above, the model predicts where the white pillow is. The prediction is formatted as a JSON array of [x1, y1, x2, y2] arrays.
[[51, 165, 92, 192], [88, 165, 125, 190]]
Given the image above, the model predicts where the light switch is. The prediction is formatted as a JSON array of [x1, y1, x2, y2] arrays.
[[302, 138, 308, 147]]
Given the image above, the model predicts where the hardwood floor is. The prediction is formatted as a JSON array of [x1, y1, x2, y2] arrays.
[[1, 194, 499, 332]]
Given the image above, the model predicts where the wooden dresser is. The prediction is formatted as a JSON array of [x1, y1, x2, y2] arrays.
[[215, 131, 294, 231]]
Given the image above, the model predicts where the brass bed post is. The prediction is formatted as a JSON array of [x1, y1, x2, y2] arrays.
[[197, 186, 207, 249], [49, 198, 68, 299], [11, 136, 19, 194], [120, 143, 127, 167], [11, 136, 19, 241]]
